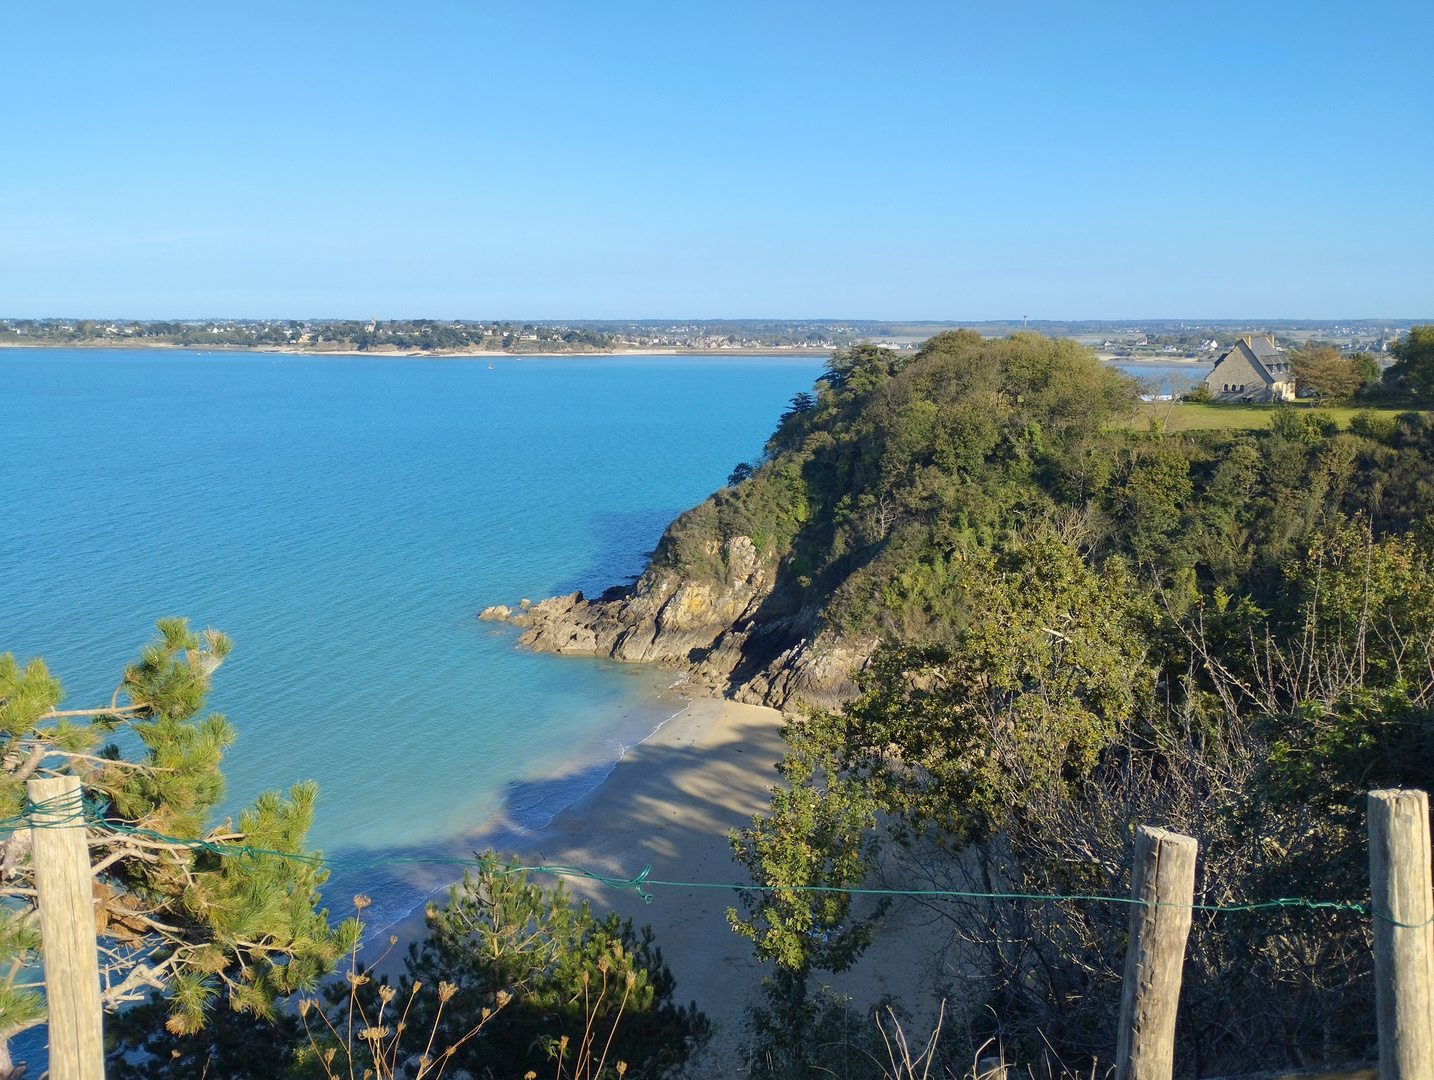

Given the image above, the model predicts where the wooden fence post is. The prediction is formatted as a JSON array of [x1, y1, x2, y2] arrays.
[[27, 776, 104, 1080], [1114, 824, 1199, 1080], [1368, 788, 1434, 1080]]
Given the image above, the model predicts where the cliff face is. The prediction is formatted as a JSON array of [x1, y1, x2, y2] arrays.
[[485, 534, 872, 711]]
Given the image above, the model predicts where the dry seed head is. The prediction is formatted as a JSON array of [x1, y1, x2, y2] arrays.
[[353, 894, 372, 911], [481, 1007, 491, 1021], [494, 990, 512, 1008], [322, 1049, 337, 1066], [298, 998, 313, 1017], [378, 985, 396, 1005], [363, 1070, 373, 1080], [389, 935, 397, 945], [625, 971, 637, 988], [437, 981, 457, 1003], [559, 1036, 570, 1052], [581, 970, 590, 985], [597, 957, 609, 974], [525, 1073, 538, 1080], [616, 1063, 628, 1078], [410, 981, 422, 995]]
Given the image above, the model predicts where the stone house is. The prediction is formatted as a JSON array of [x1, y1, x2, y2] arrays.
[[1204, 335, 1296, 402]]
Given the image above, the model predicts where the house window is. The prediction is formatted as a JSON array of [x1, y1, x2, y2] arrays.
[[1240, 384, 1246, 391]]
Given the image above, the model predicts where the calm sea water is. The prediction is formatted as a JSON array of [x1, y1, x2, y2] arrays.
[[1108, 359, 1212, 395], [0, 348, 825, 924]]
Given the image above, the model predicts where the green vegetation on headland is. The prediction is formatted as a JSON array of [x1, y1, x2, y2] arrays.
[[592, 329, 1434, 1073]]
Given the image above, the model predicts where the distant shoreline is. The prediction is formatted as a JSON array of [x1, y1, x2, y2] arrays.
[[0, 341, 838, 359]]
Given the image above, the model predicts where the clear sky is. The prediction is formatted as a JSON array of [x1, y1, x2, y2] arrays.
[[2, 2, 1429, 320]]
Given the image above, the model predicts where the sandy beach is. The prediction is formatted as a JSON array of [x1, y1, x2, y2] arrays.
[[515, 698, 787, 1050], [372, 697, 788, 1053], [373, 693, 945, 1071]]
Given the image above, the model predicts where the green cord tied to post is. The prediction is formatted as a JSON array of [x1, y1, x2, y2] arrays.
[[16, 788, 90, 830]]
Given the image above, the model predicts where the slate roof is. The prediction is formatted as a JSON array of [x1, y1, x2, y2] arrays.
[[1211, 336, 1288, 386], [1246, 336, 1282, 363]]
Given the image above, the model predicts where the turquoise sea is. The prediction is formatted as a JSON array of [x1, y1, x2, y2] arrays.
[[0, 348, 826, 927]]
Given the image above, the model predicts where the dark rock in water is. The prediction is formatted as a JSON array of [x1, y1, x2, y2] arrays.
[[514, 538, 871, 710]]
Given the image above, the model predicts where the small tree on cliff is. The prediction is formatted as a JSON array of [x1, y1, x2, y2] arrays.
[[0, 618, 356, 1076]]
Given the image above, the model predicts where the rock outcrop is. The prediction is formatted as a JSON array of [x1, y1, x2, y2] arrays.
[[489, 535, 872, 711]]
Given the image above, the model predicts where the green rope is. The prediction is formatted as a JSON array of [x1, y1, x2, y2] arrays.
[[12, 790, 1432, 927], [482, 858, 1398, 921]]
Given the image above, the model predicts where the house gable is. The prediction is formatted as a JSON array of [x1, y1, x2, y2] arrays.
[[1204, 335, 1295, 402]]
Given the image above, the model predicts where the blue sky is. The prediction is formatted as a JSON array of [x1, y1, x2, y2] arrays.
[[2, 2, 1429, 319]]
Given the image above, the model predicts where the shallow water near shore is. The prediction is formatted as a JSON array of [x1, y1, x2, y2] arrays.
[[0, 349, 825, 926]]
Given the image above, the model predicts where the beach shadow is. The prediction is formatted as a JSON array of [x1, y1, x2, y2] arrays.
[[322, 738, 678, 941], [322, 765, 622, 937]]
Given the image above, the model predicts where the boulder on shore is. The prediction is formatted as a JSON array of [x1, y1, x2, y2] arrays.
[[478, 605, 511, 622]]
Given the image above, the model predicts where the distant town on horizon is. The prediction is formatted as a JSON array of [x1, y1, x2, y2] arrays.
[[1, 316, 1424, 359]]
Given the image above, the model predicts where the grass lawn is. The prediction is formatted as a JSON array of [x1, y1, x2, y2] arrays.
[[1129, 401, 1424, 433]]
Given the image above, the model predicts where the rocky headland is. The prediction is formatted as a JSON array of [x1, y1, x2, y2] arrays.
[[480, 531, 874, 710], [483, 333, 1125, 713]]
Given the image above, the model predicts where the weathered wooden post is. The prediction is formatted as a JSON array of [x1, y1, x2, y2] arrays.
[[1368, 788, 1434, 1080], [27, 776, 104, 1080], [1114, 824, 1199, 1080]]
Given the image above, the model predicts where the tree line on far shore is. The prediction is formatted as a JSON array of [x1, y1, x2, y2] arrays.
[[0, 319, 616, 353]]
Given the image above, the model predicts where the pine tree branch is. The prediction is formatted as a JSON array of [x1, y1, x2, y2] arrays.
[[8, 745, 47, 785], [87, 834, 215, 853], [60, 753, 163, 771], [37, 706, 142, 720], [91, 848, 160, 876], [98, 960, 169, 1008], [0, 832, 31, 881]]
